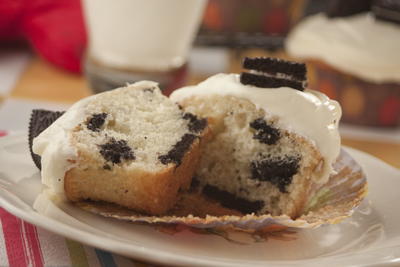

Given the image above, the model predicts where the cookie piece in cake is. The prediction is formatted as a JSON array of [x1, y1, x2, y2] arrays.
[[327, 0, 372, 18], [32, 81, 210, 215], [170, 58, 341, 218]]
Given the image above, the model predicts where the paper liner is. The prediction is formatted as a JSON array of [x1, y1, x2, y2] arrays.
[[76, 149, 367, 229]]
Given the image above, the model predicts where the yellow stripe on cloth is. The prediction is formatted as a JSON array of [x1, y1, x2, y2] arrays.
[[65, 239, 90, 267]]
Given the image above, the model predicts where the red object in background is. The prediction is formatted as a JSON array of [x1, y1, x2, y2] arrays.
[[203, 1, 223, 31], [379, 97, 400, 126], [263, 7, 290, 35], [200, 0, 295, 35], [0, 0, 87, 73]]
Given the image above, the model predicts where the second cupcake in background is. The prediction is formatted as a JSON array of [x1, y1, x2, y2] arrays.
[[285, 0, 400, 127]]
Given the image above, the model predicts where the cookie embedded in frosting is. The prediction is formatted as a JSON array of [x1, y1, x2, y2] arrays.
[[29, 109, 65, 169], [240, 72, 305, 91], [243, 57, 307, 81], [373, 0, 400, 25], [327, 0, 372, 18], [240, 57, 307, 91]]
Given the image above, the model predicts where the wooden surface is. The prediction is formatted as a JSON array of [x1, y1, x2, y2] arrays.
[[13, 56, 400, 169], [12, 57, 91, 103]]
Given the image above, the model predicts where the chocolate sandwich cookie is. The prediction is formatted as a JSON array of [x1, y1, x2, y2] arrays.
[[240, 57, 307, 91], [327, 0, 372, 18], [29, 109, 65, 169], [240, 72, 305, 91], [243, 57, 307, 81], [373, 0, 400, 25]]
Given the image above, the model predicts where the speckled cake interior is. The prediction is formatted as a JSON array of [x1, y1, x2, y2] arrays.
[[31, 82, 210, 215], [179, 95, 323, 218]]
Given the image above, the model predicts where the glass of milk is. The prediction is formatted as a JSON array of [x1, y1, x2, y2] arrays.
[[82, 0, 206, 94]]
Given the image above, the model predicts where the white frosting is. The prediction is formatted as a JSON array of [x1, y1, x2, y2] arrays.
[[170, 73, 342, 183], [32, 98, 89, 193], [286, 13, 400, 83], [32, 81, 158, 194], [82, 0, 206, 71]]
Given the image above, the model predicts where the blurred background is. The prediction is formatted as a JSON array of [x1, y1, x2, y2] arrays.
[[0, 0, 398, 167]]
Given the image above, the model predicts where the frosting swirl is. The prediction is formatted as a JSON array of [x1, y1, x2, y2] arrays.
[[286, 13, 400, 83]]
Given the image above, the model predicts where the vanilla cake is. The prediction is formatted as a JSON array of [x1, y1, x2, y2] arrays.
[[32, 81, 209, 215]]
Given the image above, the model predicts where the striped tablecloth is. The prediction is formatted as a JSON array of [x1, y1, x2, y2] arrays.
[[0, 208, 151, 267]]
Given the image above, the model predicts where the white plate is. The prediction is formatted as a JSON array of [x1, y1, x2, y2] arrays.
[[1, 133, 400, 267]]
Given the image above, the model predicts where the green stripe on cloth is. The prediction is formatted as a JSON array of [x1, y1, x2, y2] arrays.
[[95, 249, 116, 267], [65, 239, 89, 267]]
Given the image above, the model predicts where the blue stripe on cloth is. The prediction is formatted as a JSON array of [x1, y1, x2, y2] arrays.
[[95, 249, 117, 267]]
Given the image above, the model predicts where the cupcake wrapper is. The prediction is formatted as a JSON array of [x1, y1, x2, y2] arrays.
[[76, 149, 367, 229]]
